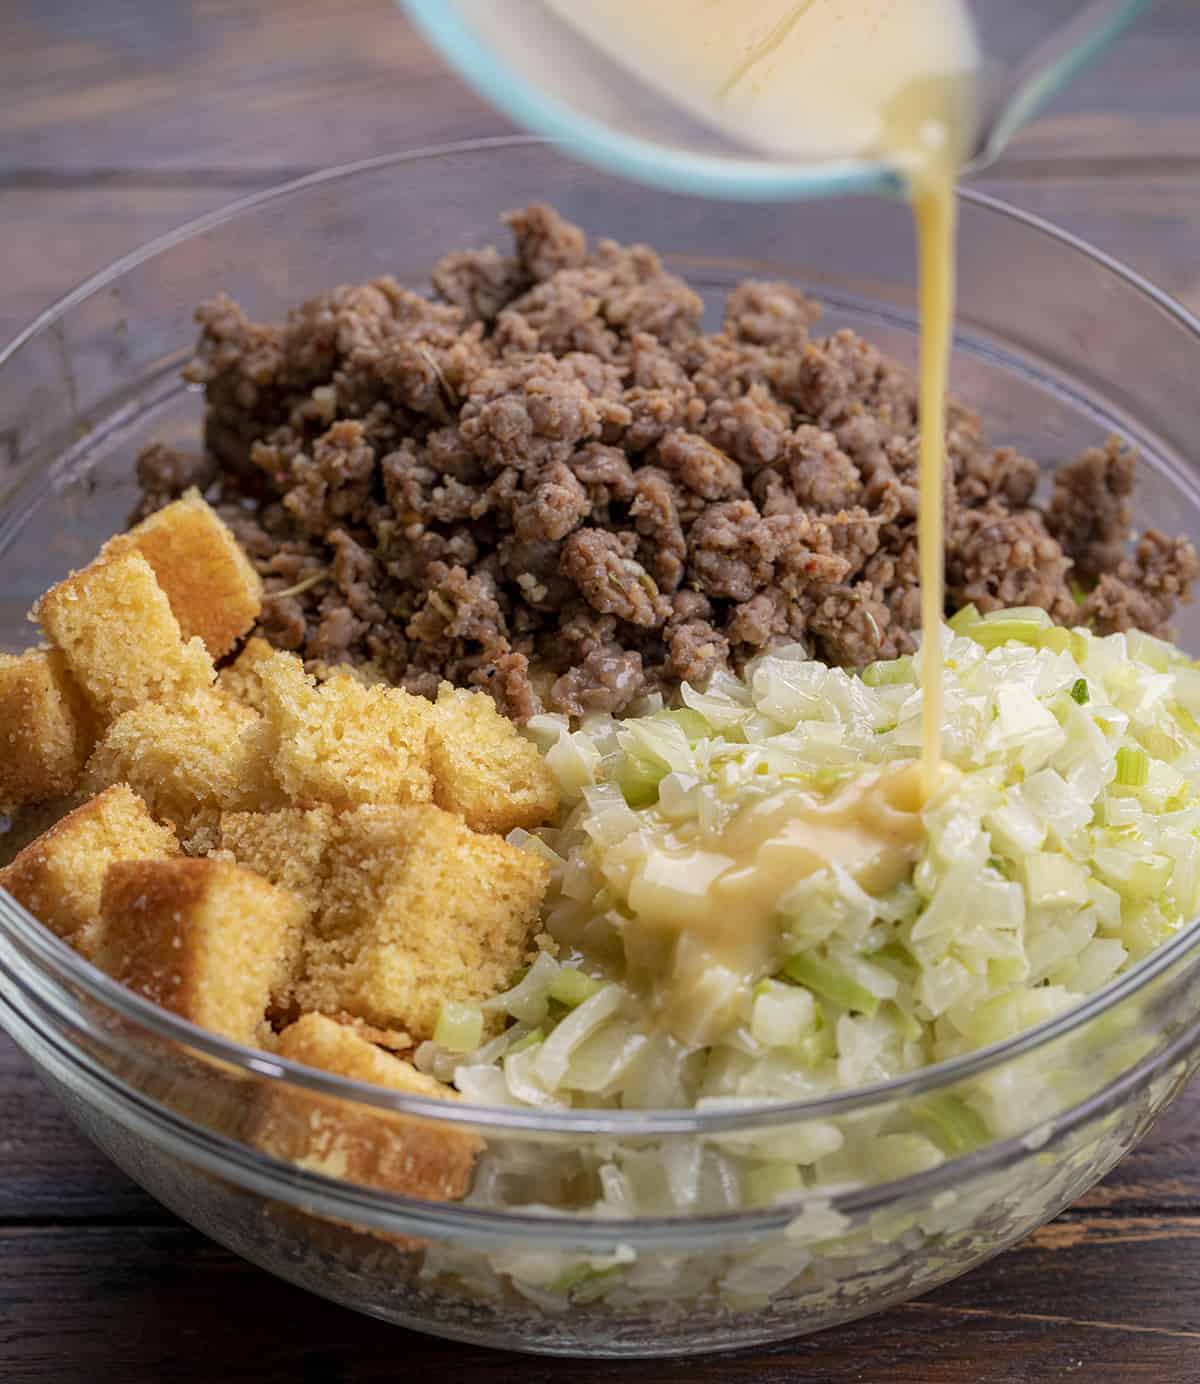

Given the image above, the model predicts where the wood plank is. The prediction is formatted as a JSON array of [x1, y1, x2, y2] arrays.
[[0, 0, 507, 180], [0, 1036, 164, 1224], [1, 1216, 1198, 1383], [0, 183, 252, 345], [1, 0, 1197, 182], [972, 173, 1200, 316]]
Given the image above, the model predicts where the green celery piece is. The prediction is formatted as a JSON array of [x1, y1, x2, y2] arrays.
[[1114, 746, 1149, 788], [615, 755, 668, 808], [782, 954, 880, 1016], [916, 1094, 991, 1156], [947, 604, 981, 634], [961, 618, 1046, 651], [506, 1027, 545, 1056], [548, 967, 605, 1008], [862, 656, 915, 688], [654, 707, 710, 741]]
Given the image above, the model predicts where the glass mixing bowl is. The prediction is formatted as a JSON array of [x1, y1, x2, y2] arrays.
[[2, 139, 1200, 1359]]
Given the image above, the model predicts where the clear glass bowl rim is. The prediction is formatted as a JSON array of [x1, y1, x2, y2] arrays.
[[2, 136, 1200, 1149]]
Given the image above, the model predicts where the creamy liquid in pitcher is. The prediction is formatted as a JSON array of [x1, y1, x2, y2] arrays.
[[550, 0, 980, 791]]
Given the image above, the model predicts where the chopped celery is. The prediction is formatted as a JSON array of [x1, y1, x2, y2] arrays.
[[1039, 627, 1089, 661], [571, 1265, 626, 1304], [1022, 853, 1091, 909], [963, 617, 1049, 651], [457, 603, 1200, 1189], [654, 707, 710, 741], [1114, 746, 1149, 788], [615, 755, 668, 807], [1172, 701, 1200, 739], [868, 940, 915, 968], [781, 955, 881, 1016], [947, 603, 980, 633], [744, 1162, 803, 1206], [506, 1027, 545, 1056], [433, 1001, 484, 1053], [550, 1262, 626, 1299], [916, 1094, 991, 1156], [862, 656, 914, 688], [548, 966, 605, 1008], [1093, 846, 1173, 900]]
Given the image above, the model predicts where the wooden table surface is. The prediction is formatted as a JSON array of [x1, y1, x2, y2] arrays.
[[3, 2, 1200, 1379]]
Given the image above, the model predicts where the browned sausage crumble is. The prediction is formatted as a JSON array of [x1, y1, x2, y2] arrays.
[[134, 204, 1199, 721]]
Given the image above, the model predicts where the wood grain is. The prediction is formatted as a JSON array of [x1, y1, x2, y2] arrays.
[[2, 1212, 1199, 1384], [4, 1, 1200, 1379]]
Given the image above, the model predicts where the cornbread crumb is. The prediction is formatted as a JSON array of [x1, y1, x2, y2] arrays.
[[107, 489, 262, 658], [429, 683, 559, 833], [0, 785, 178, 958], [216, 805, 335, 1011], [81, 689, 279, 840], [216, 636, 276, 711], [34, 550, 214, 722], [97, 857, 303, 1044], [255, 652, 434, 810], [251, 1013, 480, 1201], [0, 649, 95, 813], [296, 804, 549, 1039], [217, 805, 334, 914]]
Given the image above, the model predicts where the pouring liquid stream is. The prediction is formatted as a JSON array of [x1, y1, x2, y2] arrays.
[[551, 0, 980, 794]]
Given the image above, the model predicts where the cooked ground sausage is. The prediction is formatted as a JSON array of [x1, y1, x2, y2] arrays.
[[136, 204, 1199, 719]]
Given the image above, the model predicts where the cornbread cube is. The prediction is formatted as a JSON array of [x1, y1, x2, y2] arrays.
[[255, 652, 434, 810], [216, 805, 335, 1011], [296, 804, 549, 1038], [96, 857, 304, 1044], [34, 550, 214, 722], [0, 648, 95, 812], [0, 785, 178, 958], [250, 1014, 481, 1202], [217, 805, 334, 915], [80, 689, 279, 843], [216, 636, 276, 712], [429, 683, 559, 833], [105, 490, 262, 659], [219, 640, 391, 714]]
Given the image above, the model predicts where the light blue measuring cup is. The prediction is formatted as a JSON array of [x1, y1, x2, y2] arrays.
[[400, 0, 1155, 201]]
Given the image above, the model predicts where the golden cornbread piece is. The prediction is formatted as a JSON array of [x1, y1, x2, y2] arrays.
[[255, 652, 433, 810], [96, 857, 304, 1044], [296, 804, 549, 1039], [216, 635, 276, 712], [0, 785, 179, 958], [0, 649, 95, 813], [34, 550, 214, 723], [216, 805, 335, 1011], [216, 805, 334, 915], [80, 689, 279, 843], [106, 489, 262, 658], [219, 642, 390, 714], [429, 683, 559, 834], [252, 1013, 481, 1202]]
